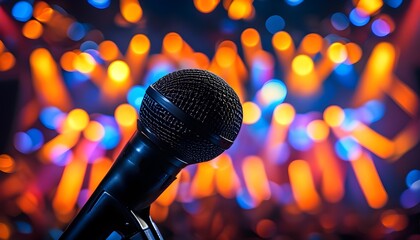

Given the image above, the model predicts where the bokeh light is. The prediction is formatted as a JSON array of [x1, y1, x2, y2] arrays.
[[12, 1, 33, 22]]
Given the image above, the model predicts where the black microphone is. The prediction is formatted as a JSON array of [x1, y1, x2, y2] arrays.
[[59, 69, 243, 239]]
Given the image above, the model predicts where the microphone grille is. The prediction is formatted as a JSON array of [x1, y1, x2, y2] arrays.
[[139, 69, 243, 163]]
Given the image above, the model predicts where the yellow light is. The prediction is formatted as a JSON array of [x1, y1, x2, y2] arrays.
[[292, 54, 314, 76], [273, 103, 295, 125], [194, 0, 220, 13], [242, 101, 261, 124], [272, 31, 292, 51], [60, 51, 78, 71], [242, 156, 271, 204], [323, 105, 345, 127], [98, 40, 119, 61], [350, 152, 388, 209], [114, 103, 137, 127], [66, 108, 90, 131], [288, 160, 321, 212], [215, 46, 236, 68], [130, 34, 150, 54], [83, 121, 105, 142], [74, 52, 96, 74], [108, 60, 130, 83], [300, 33, 323, 55], [0, 154, 15, 173], [89, 157, 113, 194], [162, 32, 183, 54], [327, 42, 348, 64], [241, 28, 260, 48], [33, 1, 53, 22], [228, 0, 252, 20], [0, 52, 15, 71], [22, 20, 43, 39], [307, 119, 330, 142], [120, 0, 143, 23], [356, 0, 383, 15], [345, 42, 362, 64]]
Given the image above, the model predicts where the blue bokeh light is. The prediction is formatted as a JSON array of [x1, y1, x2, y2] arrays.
[[335, 136, 362, 161], [12, 1, 33, 22], [14, 132, 32, 154], [349, 8, 370, 27], [265, 15, 285, 34], [385, 0, 403, 8], [371, 19, 391, 37], [68, 22, 87, 41], [26, 128, 44, 151], [285, 0, 304, 7], [127, 85, 146, 110], [40, 107, 64, 130], [406, 169, 420, 189], [331, 12, 349, 31], [88, 0, 111, 9], [288, 126, 313, 151]]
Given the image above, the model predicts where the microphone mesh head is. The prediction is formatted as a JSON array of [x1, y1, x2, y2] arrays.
[[139, 69, 243, 163]]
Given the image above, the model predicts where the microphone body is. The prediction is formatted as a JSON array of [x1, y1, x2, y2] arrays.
[[60, 129, 185, 239], [59, 69, 243, 239]]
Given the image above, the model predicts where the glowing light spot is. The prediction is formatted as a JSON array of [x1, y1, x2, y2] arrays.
[[285, 0, 304, 6], [242, 102, 261, 125], [108, 60, 130, 82], [335, 137, 362, 161], [130, 34, 150, 54], [60, 51, 78, 72], [273, 103, 295, 125], [0, 221, 11, 239], [215, 47, 236, 68], [26, 128, 44, 150], [241, 28, 260, 48], [68, 22, 86, 41], [292, 55, 314, 76], [371, 19, 391, 37], [307, 120, 330, 142], [14, 132, 32, 153], [361, 100, 385, 123], [83, 121, 105, 142], [323, 105, 345, 127], [115, 104, 137, 127], [88, 0, 110, 9], [0, 154, 15, 173], [22, 20, 43, 39], [272, 31, 292, 51], [345, 42, 362, 64], [127, 85, 146, 109], [406, 170, 420, 189], [259, 79, 287, 105], [12, 1, 33, 22], [0, 52, 16, 71], [349, 8, 370, 27], [194, 0, 219, 13], [288, 126, 313, 151], [98, 40, 119, 61], [74, 52, 96, 74], [121, 0, 143, 23], [328, 42, 348, 63], [66, 108, 90, 131], [163, 32, 183, 54], [301, 33, 323, 55], [381, 210, 408, 231], [33, 1, 53, 22], [331, 12, 349, 30], [385, 0, 402, 8], [265, 15, 285, 34], [40, 106, 64, 130], [228, 0, 252, 20]]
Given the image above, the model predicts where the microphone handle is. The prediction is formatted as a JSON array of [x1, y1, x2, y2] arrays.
[[60, 131, 185, 239]]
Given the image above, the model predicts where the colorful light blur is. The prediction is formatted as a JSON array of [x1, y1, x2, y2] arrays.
[[0, 0, 419, 239]]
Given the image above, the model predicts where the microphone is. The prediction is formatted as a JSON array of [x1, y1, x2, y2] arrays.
[[59, 69, 243, 239]]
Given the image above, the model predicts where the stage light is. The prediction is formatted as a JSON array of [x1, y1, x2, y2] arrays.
[[12, 1, 33, 22], [108, 60, 130, 82], [349, 8, 370, 26], [371, 18, 391, 37], [292, 54, 314, 76], [22, 20, 43, 39], [114, 103, 137, 127], [127, 85, 145, 109], [66, 108, 90, 131], [242, 102, 261, 125]]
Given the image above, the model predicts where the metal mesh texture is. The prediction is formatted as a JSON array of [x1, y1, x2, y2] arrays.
[[139, 69, 243, 163]]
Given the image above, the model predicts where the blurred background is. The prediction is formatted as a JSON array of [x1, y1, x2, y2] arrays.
[[0, 0, 419, 239]]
